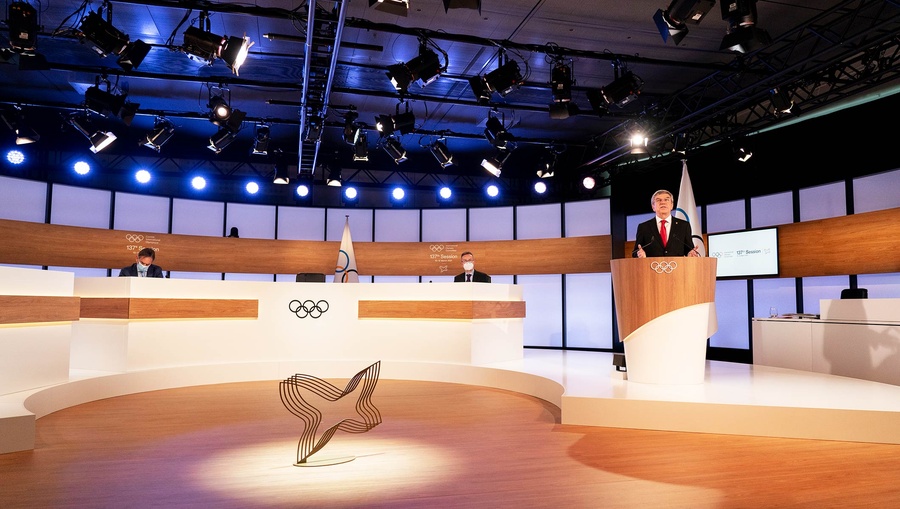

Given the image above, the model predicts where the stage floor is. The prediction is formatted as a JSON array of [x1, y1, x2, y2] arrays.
[[487, 350, 900, 444]]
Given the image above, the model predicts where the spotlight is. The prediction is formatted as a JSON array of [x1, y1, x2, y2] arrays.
[[429, 138, 454, 168], [536, 148, 559, 178], [442, 0, 481, 13], [586, 89, 609, 117], [471, 59, 523, 102], [485, 184, 500, 198], [207, 91, 245, 133], [653, 0, 716, 45], [382, 136, 408, 164], [673, 132, 689, 154], [481, 149, 510, 177], [483, 116, 513, 149], [84, 84, 139, 126], [135, 169, 151, 184], [296, 183, 310, 197], [273, 150, 290, 184], [207, 128, 236, 153], [600, 70, 643, 108], [550, 62, 572, 103], [73, 161, 91, 175], [342, 110, 361, 145], [77, 11, 150, 70], [770, 87, 794, 114], [438, 186, 452, 200], [549, 102, 580, 120], [191, 176, 207, 190], [182, 24, 253, 75], [375, 110, 416, 136], [720, 0, 771, 53], [343, 186, 358, 201], [386, 42, 445, 94], [534, 181, 548, 194], [1, 107, 40, 145], [629, 129, 649, 155], [353, 131, 369, 162], [67, 113, 116, 153], [8, 2, 38, 53], [245, 181, 260, 194], [141, 117, 175, 152], [6, 149, 25, 165], [735, 146, 752, 162], [391, 187, 406, 201], [368, 0, 409, 17], [582, 176, 596, 189], [326, 165, 342, 187], [252, 124, 270, 155]]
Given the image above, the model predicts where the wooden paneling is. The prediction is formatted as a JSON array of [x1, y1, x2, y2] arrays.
[[359, 300, 526, 320], [80, 298, 258, 319], [0, 296, 81, 324]]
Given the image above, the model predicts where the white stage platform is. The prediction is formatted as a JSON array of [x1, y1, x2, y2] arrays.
[[7, 349, 900, 453]]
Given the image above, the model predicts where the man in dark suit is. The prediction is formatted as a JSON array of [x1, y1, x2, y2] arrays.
[[119, 247, 164, 277], [634, 189, 700, 258], [454, 251, 491, 283]]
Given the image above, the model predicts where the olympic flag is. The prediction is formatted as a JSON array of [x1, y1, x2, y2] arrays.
[[334, 216, 359, 283], [674, 160, 706, 256]]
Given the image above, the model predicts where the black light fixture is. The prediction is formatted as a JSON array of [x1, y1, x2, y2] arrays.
[[599, 63, 644, 108], [548, 60, 580, 119], [78, 8, 151, 70], [653, 0, 716, 45], [326, 165, 342, 187], [483, 115, 513, 149], [1, 106, 40, 145], [353, 131, 369, 162], [208, 128, 236, 153], [368, 0, 409, 17], [720, 0, 771, 53], [386, 39, 447, 94], [536, 145, 562, 178], [481, 149, 511, 177], [469, 52, 523, 104], [67, 112, 116, 153], [8, 1, 39, 54], [251, 124, 270, 155], [673, 132, 689, 154], [141, 117, 175, 152], [442, 0, 481, 13], [770, 87, 794, 115], [732, 137, 753, 162], [207, 87, 245, 134], [84, 78, 139, 126], [382, 136, 408, 164], [342, 109, 362, 145], [273, 150, 290, 184], [181, 12, 253, 75], [429, 138, 454, 168], [375, 104, 416, 136]]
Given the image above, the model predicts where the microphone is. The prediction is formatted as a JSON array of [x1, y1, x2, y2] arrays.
[[682, 236, 701, 257], [632, 237, 654, 256]]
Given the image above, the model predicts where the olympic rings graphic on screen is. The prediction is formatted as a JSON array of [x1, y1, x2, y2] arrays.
[[125, 234, 144, 242], [650, 261, 677, 274], [288, 299, 330, 319], [429, 244, 444, 252]]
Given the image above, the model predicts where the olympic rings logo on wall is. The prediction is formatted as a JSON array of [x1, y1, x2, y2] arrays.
[[288, 299, 330, 319], [429, 244, 444, 252], [125, 234, 144, 243], [650, 261, 678, 274]]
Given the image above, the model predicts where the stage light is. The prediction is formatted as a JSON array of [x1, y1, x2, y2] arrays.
[[735, 146, 752, 162], [551, 62, 572, 103], [600, 70, 643, 108], [296, 183, 310, 197], [481, 149, 510, 177], [442, 0, 481, 13], [182, 24, 253, 75], [67, 113, 116, 153], [534, 181, 548, 194], [586, 89, 609, 117], [485, 184, 499, 198], [720, 0, 771, 53], [141, 117, 175, 152], [73, 161, 91, 175], [386, 40, 446, 94], [207, 91, 245, 133], [549, 102, 580, 120], [84, 83, 139, 126], [252, 124, 270, 155], [8, 2, 38, 53], [470, 58, 523, 103], [135, 169, 151, 184], [653, 0, 715, 45], [353, 131, 369, 162], [1, 107, 40, 145], [273, 151, 290, 184], [770, 87, 794, 114], [483, 116, 513, 149], [326, 166, 342, 187], [391, 187, 406, 201], [629, 130, 649, 155], [207, 128, 236, 153], [375, 110, 416, 136], [245, 181, 260, 194], [438, 186, 452, 200], [382, 136, 408, 164], [673, 132, 689, 154], [6, 149, 25, 165], [582, 175, 596, 189], [344, 186, 358, 201], [368, 0, 409, 17], [191, 176, 207, 190], [342, 110, 361, 145], [78, 10, 151, 70], [429, 138, 454, 168]]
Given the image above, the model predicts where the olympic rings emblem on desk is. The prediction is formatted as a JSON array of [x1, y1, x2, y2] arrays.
[[288, 299, 330, 319], [650, 261, 677, 274]]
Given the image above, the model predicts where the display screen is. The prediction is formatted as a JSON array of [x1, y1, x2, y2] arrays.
[[707, 227, 779, 278]]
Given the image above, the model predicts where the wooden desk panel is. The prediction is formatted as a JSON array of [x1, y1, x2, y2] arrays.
[[359, 300, 526, 320], [0, 296, 81, 324], [80, 298, 258, 319]]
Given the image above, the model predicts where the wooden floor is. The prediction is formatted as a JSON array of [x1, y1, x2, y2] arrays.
[[2, 380, 899, 508]]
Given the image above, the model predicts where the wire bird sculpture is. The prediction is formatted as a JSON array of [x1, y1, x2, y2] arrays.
[[279, 361, 383, 466]]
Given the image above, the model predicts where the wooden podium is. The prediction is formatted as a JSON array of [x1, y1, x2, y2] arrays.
[[610, 257, 718, 384]]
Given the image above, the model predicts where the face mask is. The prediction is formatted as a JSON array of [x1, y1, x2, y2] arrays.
[[463, 262, 474, 272], [138, 262, 149, 270]]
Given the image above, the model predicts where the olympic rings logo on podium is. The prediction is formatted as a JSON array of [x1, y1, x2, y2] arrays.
[[288, 299, 330, 319], [650, 261, 677, 274]]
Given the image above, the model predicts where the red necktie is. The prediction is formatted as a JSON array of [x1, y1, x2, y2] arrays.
[[660, 219, 668, 247]]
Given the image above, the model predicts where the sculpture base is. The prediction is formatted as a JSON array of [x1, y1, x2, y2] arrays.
[[294, 456, 356, 467]]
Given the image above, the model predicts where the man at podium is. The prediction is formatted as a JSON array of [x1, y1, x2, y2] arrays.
[[634, 190, 700, 258]]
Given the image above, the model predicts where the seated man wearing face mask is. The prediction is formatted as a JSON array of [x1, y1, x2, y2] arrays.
[[118, 247, 164, 278], [453, 251, 491, 283]]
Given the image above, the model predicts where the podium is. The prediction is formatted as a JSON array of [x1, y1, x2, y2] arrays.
[[610, 257, 718, 384]]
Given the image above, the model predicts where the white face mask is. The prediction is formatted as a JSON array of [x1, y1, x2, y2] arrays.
[[138, 262, 149, 270], [463, 262, 474, 272]]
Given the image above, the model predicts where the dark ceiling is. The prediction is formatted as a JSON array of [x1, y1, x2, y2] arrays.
[[1, 0, 899, 211]]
